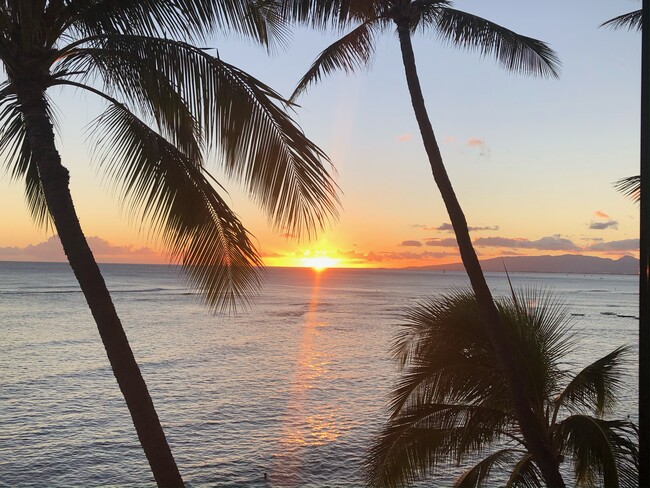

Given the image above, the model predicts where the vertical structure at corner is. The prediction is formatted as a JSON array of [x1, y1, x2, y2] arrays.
[[640, 2, 649, 487]]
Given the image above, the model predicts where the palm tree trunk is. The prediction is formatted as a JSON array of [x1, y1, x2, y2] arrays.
[[395, 24, 565, 488], [639, 2, 649, 486], [15, 85, 184, 487]]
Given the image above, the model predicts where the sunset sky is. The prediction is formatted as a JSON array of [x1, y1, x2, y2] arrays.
[[0, 0, 642, 268]]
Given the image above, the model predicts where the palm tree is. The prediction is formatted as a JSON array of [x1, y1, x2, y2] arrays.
[[282, 1, 565, 484], [367, 288, 639, 487], [603, 7, 649, 486], [0, 1, 338, 486]]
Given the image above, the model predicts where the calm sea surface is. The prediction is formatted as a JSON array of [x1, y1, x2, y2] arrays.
[[0, 262, 639, 487]]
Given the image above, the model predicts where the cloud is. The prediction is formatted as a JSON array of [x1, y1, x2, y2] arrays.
[[436, 223, 455, 232], [260, 250, 284, 258], [279, 232, 297, 239], [586, 239, 639, 252], [395, 133, 413, 142], [474, 235, 580, 251], [337, 249, 456, 263], [589, 220, 618, 230], [594, 210, 610, 219], [0, 236, 161, 263], [466, 138, 490, 158], [381, 251, 454, 260], [337, 249, 385, 263], [400, 240, 423, 247], [435, 223, 499, 232], [425, 238, 459, 247]]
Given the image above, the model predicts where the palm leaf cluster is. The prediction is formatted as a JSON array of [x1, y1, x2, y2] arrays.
[[367, 288, 638, 487], [286, 0, 560, 101], [0, 0, 339, 311]]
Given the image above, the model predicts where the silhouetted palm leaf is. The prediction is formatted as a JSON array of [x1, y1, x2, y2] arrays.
[[601, 10, 642, 31], [433, 8, 560, 78], [290, 19, 381, 100], [506, 453, 544, 488], [287, 0, 561, 102], [555, 415, 638, 487], [67, 0, 278, 44], [614, 175, 640, 203], [0, 95, 51, 228], [554, 346, 629, 418], [88, 102, 263, 311], [367, 402, 514, 488], [50, 31, 339, 304], [454, 449, 524, 488]]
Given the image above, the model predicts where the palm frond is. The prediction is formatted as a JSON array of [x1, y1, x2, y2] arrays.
[[601, 10, 642, 31], [614, 175, 640, 203], [390, 291, 510, 416], [65, 0, 279, 44], [454, 448, 523, 488], [59, 35, 340, 238], [290, 19, 380, 101], [506, 453, 544, 488], [433, 7, 560, 78], [499, 287, 573, 409], [88, 101, 263, 312], [58, 36, 204, 161], [0, 95, 50, 228], [278, 0, 377, 29], [555, 415, 638, 487], [554, 346, 630, 418], [367, 402, 513, 488], [392, 288, 572, 418]]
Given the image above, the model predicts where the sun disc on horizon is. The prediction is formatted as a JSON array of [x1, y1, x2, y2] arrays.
[[302, 256, 339, 271]]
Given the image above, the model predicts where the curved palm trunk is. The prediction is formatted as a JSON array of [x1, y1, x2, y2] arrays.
[[395, 25, 565, 487], [15, 85, 184, 488], [640, 2, 650, 485]]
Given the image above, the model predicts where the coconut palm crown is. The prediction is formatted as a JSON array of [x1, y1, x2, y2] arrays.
[[0, 1, 338, 486], [367, 288, 639, 488], [282, 0, 566, 485]]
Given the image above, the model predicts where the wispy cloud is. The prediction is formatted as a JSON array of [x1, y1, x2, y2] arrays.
[[0, 236, 162, 263], [395, 133, 413, 142], [474, 235, 580, 251], [594, 210, 610, 219], [425, 238, 459, 247], [400, 240, 423, 247], [466, 138, 490, 158], [467, 138, 485, 147], [381, 251, 454, 260], [589, 220, 618, 230], [586, 239, 639, 252], [260, 250, 284, 258], [435, 223, 499, 232]]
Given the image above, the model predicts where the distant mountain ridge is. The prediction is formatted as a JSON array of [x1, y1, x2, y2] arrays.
[[410, 254, 638, 275]]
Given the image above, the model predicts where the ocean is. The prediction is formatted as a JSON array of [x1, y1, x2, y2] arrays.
[[0, 262, 639, 487]]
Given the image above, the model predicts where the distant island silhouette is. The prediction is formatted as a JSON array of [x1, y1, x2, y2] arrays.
[[408, 254, 638, 275]]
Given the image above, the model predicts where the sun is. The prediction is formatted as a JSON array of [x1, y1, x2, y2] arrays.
[[301, 256, 340, 271]]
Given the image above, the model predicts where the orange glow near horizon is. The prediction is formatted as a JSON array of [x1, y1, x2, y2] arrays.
[[301, 256, 340, 271]]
